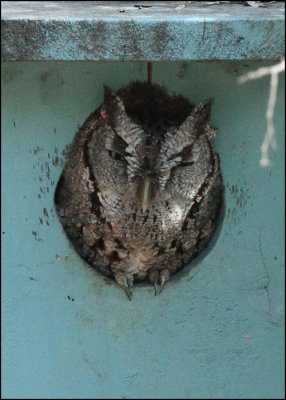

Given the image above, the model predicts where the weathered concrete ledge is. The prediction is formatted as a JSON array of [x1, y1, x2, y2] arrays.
[[1, 1, 285, 61]]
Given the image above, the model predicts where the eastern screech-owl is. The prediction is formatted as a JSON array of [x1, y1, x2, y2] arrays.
[[55, 82, 222, 299]]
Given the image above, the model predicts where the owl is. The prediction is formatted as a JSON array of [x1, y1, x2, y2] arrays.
[[55, 82, 222, 299]]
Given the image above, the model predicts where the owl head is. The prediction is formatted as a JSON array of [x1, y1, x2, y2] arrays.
[[88, 82, 215, 213]]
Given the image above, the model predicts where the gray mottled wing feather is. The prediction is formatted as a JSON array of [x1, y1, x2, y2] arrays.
[[55, 109, 112, 277]]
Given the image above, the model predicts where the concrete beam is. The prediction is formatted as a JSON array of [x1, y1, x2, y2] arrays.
[[1, 1, 285, 61]]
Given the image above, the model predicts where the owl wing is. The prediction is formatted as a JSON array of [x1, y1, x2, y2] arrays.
[[55, 108, 113, 276], [175, 148, 222, 264]]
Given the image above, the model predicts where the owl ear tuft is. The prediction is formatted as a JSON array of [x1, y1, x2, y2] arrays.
[[159, 100, 213, 165], [101, 85, 144, 155], [102, 85, 126, 117], [171, 100, 212, 142], [103, 84, 113, 102], [189, 100, 212, 135]]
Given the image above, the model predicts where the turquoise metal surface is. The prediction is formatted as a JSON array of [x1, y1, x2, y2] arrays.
[[1, 1, 285, 61], [2, 60, 285, 399]]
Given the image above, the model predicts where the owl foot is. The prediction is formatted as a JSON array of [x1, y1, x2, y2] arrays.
[[115, 273, 134, 300], [149, 269, 170, 295]]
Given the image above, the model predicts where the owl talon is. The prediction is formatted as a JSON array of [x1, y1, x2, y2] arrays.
[[154, 282, 158, 296], [115, 273, 134, 300], [149, 270, 159, 296], [159, 270, 170, 295], [125, 287, 133, 301]]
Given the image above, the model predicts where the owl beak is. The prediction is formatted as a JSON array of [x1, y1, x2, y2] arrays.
[[141, 177, 152, 212]]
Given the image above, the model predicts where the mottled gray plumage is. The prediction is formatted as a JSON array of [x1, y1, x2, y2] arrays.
[[55, 82, 222, 299]]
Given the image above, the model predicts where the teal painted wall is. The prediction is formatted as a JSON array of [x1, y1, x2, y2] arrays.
[[2, 61, 285, 399]]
